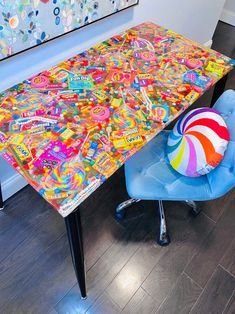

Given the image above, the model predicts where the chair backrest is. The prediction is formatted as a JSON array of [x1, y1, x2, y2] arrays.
[[207, 90, 235, 197]]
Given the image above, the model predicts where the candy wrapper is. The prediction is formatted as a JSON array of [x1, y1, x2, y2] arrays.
[[0, 22, 233, 217]]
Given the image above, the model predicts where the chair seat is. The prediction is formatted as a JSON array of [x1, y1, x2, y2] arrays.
[[125, 131, 219, 201], [125, 90, 235, 202]]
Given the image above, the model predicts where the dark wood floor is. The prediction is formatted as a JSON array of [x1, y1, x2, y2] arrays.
[[1, 21, 235, 314]]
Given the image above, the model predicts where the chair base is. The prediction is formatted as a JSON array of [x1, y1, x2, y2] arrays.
[[115, 198, 141, 220], [115, 198, 170, 246], [116, 198, 201, 246], [157, 200, 170, 246], [157, 232, 171, 246], [184, 200, 201, 216]]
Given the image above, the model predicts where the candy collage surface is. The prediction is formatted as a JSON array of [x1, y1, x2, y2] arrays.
[[0, 22, 233, 217]]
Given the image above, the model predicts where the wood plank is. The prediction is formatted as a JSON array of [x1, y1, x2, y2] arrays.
[[185, 204, 235, 287], [0, 185, 49, 232], [53, 284, 89, 314], [106, 231, 164, 309], [142, 211, 214, 309], [0, 182, 125, 312], [223, 291, 235, 314], [82, 214, 124, 271], [0, 186, 55, 262], [212, 21, 235, 90], [200, 189, 235, 222], [79, 167, 139, 272], [1, 234, 76, 314], [1, 167, 136, 314], [155, 273, 201, 314], [0, 210, 64, 308], [86, 293, 121, 314], [212, 21, 235, 59], [55, 211, 155, 313], [190, 266, 235, 314], [122, 287, 158, 314], [220, 237, 235, 277]]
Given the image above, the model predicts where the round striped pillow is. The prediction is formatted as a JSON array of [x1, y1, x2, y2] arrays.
[[167, 108, 230, 177]]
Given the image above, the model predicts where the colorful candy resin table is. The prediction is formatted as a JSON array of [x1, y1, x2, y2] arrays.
[[0, 22, 234, 298]]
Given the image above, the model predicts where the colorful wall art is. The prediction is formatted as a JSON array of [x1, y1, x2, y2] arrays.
[[0, 0, 138, 60]]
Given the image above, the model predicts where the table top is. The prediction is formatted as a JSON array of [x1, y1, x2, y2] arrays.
[[0, 22, 234, 217]]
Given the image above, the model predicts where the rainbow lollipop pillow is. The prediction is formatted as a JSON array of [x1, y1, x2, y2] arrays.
[[167, 108, 230, 177]]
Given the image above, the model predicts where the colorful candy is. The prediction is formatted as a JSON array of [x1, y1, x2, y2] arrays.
[[44, 161, 85, 192], [90, 106, 110, 121], [31, 75, 49, 88], [185, 58, 203, 69], [113, 107, 137, 129], [0, 22, 233, 217]]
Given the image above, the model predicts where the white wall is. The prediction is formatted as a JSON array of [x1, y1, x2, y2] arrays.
[[0, 0, 226, 200], [221, 0, 235, 26], [224, 0, 235, 11], [0, 158, 27, 201]]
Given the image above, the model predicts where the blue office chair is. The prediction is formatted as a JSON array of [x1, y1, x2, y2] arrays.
[[116, 90, 235, 246]]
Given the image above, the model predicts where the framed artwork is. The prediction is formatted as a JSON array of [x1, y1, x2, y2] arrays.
[[0, 0, 139, 61]]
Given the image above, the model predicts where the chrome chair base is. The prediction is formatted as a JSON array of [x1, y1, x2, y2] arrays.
[[115, 198, 141, 220], [184, 200, 201, 216], [157, 200, 170, 246], [115, 198, 170, 246], [115, 198, 201, 246]]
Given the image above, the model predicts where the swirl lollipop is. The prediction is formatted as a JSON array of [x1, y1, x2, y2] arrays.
[[45, 161, 85, 191], [167, 108, 229, 177], [113, 108, 137, 129]]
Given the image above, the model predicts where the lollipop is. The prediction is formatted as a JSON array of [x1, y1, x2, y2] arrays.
[[167, 108, 229, 177], [113, 108, 137, 129], [45, 161, 85, 191]]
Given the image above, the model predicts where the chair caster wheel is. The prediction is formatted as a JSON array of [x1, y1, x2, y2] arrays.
[[190, 205, 201, 217], [157, 233, 171, 246], [185, 201, 201, 216], [115, 209, 126, 220], [191, 209, 200, 217], [115, 199, 141, 221]]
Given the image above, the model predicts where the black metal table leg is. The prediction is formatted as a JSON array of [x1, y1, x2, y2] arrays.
[[210, 73, 228, 107], [0, 181, 4, 210], [64, 208, 87, 299]]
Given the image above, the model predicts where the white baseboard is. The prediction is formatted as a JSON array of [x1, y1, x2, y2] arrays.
[[2, 173, 27, 201], [220, 8, 235, 27], [203, 39, 213, 48]]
